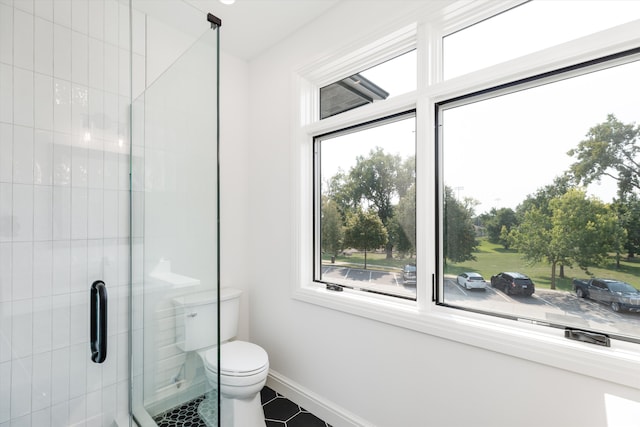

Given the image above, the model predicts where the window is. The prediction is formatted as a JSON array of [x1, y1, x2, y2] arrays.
[[319, 50, 416, 119], [438, 34, 640, 343], [314, 112, 416, 300], [295, 0, 640, 390], [443, 0, 640, 79]]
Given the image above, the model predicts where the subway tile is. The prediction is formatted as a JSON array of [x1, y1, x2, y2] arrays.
[[88, 39, 104, 91], [33, 129, 53, 185], [53, 131, 71, 186], [53, 79, 71, 134], [0, 244, 11, 302], [13, 0, 33, 14], [10, 355, 32, 418], [0, 361, 10, 423], [31, 407, 52, 427], [88, 0, 104, 41], [69, 395, 87, 427], [12, 125, 34, 184], [0, 123, 11, 182], [53, 0, 71, 28], [32, 241, 52, 298], [32, 296, 52, 354], [53, 24, 71, 80], [71, 32, 89, 86], [33, 0, 53, 22], [0, 64, 12, 123], [13, 8, 33, 71], [52, 186, 71, 240], [51, 401, 70, 427], [0, 4, 12, 66], [85, 390, 102, 427], [71, 144, 89, 188], [69, 239, 87, 293], [71, 187, 88, 239], [51, 240, 70, 295], [31, 350, 52, 411], [34, 73, 54, 131], [13, 68, 34, 128], [103, 0, 118, 47], [0, 301, 11, 361], [88, 138, 104, 189], [69, 343, 87, 398], [0, 183, 12, 241], [34, 17, 53, 76], [51, 295, 70, 350], [88, 189, 103, 239], [51, 347, 70, 404], [12, 241, 33, 300], [11, 299, 32, 358], [71, 0, 88, 35], [12, 184, 33, 242], [33, 185, 52, 241]]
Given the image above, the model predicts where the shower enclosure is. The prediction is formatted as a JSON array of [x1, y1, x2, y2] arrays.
[[0, 1, 220, 426], [130, 2, 221, 426]]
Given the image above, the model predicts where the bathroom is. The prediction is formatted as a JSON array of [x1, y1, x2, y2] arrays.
[[1, 0, 640, 426]]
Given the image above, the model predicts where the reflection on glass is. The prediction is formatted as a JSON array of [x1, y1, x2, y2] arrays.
[[440, 57, 640, 341]]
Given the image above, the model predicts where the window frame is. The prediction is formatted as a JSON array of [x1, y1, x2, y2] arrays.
[[291, 2, 640, 391]]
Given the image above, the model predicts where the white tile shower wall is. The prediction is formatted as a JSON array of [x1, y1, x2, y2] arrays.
[[0, 0, 142, 425]]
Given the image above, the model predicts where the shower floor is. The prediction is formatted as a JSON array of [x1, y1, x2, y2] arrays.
[[153, 386, 332, 427]]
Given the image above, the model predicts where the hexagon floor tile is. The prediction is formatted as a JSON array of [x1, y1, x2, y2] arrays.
[[153, 387, 332, 427]]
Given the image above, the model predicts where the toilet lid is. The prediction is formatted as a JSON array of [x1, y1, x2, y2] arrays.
[[205, 341, 268, 377]]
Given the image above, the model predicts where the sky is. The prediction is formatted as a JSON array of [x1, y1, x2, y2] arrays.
[[320, 1, 640, 215]]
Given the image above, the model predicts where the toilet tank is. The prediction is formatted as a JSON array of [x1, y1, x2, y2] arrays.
[[172, 287, 242, 351]]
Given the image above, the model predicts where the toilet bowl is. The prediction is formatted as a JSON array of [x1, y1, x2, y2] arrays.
[[172, 288, 269, 427], [199, 341, 269, 427]]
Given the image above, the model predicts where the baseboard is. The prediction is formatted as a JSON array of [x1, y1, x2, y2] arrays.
[[266, 370, 374, 427]]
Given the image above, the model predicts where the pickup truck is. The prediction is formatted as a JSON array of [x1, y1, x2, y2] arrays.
[[572, 278, 640, 313]]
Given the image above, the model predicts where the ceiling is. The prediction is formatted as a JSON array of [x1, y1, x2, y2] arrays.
[[184, 0, 342, 60]]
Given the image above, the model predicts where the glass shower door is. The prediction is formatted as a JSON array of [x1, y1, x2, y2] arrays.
[[130, 13, 220, 427]]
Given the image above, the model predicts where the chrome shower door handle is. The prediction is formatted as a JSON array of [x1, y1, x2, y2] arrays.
[[90, 280, 108, 363]]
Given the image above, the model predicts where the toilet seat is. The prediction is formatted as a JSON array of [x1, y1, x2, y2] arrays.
[[204, 341, 269, 377]]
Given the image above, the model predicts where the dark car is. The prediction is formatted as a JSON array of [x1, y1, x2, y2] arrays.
[[402, 263, 416, 285], [573, 278, 640, 312], [490, 272, 534, 296]]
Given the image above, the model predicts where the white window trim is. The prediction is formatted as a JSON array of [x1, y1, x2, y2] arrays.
[[291, 3, 640, 391]]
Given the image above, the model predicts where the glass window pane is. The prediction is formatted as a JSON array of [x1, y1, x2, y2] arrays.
[[315, 113, 416, 299], [439, 56, 640, 341], [320, 50, 416, 119], [444, 1, 640, 79]]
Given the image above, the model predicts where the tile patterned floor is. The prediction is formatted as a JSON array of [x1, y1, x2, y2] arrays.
[[153, 387, 332, 427]]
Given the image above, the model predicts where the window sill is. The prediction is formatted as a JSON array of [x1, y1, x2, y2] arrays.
[[293, 285, 640, 390]]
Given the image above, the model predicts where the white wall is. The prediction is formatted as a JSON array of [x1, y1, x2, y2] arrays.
[[244, 2, 640, 426]]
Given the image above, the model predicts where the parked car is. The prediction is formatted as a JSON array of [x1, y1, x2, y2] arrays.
[[456, 272, 487, 290], [402, 263, 417, 285], [573, 278, 640, 312], [490, 272, 535, 296]]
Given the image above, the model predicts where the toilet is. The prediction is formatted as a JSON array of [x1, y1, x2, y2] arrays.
[[173, 288, 269, 427]]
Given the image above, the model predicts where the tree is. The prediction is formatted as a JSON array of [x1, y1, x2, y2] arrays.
[[443, 186, 477, 263], [567, 115, 640, 258], [510, 189, 625, 289], [484, 207, 518, 247], [349, 147, 402, 258], [568, 114, 640, 195], [321, 197, 344, 257], [343, 209, 388, 269]]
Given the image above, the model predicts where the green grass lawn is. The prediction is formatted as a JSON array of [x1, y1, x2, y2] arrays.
[[322, 252, 414, 271], [445, 238, 640, 292], [322, 239, 640, 291]]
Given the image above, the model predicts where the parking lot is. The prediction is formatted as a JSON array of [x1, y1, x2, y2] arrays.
[[320, 265, 640, 336]]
